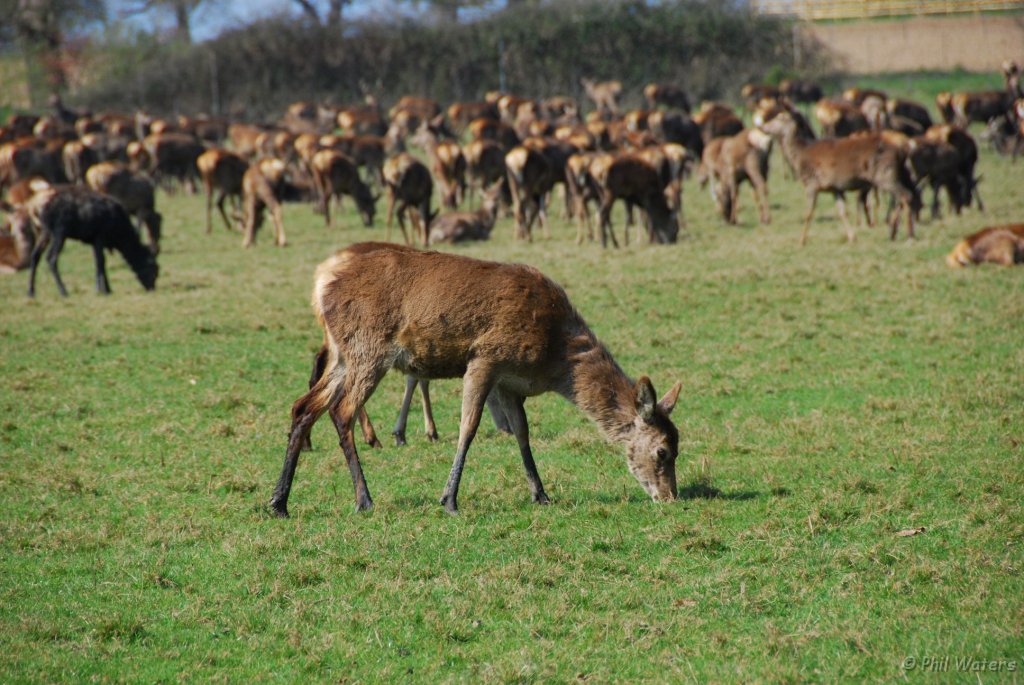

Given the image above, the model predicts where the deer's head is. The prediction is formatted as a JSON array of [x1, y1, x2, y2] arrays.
[[626, 377, 682, 502]]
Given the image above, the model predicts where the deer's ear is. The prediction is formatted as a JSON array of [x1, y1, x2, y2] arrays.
[[635, 376, 656, 422], [658, 381, 682, 415]]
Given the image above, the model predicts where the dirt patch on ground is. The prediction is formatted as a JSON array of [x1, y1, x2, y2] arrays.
[[804, 14, 1024, 73]]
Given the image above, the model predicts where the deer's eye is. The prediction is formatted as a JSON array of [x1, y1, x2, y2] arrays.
[[656, 448, 668, 461]]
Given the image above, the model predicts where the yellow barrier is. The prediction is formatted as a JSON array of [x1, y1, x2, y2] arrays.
[[751, 0, 1024, 20]]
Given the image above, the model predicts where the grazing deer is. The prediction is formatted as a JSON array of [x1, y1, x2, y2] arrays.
[[310, 149, 377, 228], [383, 153, 435, 246], [196, 148, 249, 233], [85, 162, 163, 254], [779, 79, 823, 105], [269, 245, 682, 516], [760, 110, 918, 244], [593, 155, 679, 247], [946, 224, 1024, 267], [25, 186, 158, 296]]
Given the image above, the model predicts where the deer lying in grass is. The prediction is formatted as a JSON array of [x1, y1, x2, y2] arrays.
[[310, 149, 377, 228], [946, 224, 1024, 267], [383, 153, 435, 246], [197, 148, 248, 233], [269, 244, 682, 516], [85, 162, 163, 254], [428, 182, 502, 244], [760, 110, 918, 244], [25, 186, 158, 296]]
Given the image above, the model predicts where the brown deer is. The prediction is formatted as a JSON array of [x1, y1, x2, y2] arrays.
[[760, 110, 918, 244], [946, 224, 1024, 267], [383, 153, 435, 246], [427, 182, 502, 244], [463, 138, 509, 209], [85, 162, 162, 254], [699, 128, 773, 226], [814, 99, 870, 138], [580, 78, 623, 116], [413, 117, 467, 209], [241, 161, 287, 248], [643, 83, 691, 112], [504, 145, 556, 241], [196, 148, 249, 233], [310, 149, 377, 228], [0, 207, 35, 273], [593, 155, 680, 247], [269, 245, 682, 516]]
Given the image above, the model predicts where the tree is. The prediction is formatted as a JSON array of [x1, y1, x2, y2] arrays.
[[291, 0, 351, 28], [0, 0, 106, 95], [122, 0, 212, 44]]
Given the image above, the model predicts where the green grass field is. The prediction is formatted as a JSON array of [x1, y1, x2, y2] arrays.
[[2, 126, 1023, 682]]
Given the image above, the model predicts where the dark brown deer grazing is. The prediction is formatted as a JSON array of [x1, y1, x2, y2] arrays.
[[593, 155, 679, 247], [383, 153, 435, 246], [241, 161, 287, 248], [581, 78, 622, 116], [946, 224, 1024, 267], [760, 110, 918, 244], [85, 162, 162, 254], [692, 103, 744, 144], [428, 182, 502, 244], [25, 186, 158, 297], [644, 83, 691, 112], [197, 148, 248, 233], [311, 149, 377, 228], [269, 246, 682, 516]]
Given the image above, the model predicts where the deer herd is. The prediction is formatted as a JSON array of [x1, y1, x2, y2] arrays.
[[1, 65, 1022, 511]]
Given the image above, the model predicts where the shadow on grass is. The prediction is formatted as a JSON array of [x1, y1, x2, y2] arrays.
[[677, 478, 760, 501]]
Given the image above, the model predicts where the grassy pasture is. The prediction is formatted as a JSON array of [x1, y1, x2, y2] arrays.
[[1, 131, 1023, 683]]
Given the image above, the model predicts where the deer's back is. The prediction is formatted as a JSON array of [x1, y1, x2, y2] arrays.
[[316, 248, 578, 380]]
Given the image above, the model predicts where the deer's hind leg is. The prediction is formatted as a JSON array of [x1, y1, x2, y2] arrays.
[[329, 361, 390, 512], [270, 360, 348, 518]]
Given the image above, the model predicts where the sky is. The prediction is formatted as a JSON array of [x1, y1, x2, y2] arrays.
[[108, 0, 501, 42]]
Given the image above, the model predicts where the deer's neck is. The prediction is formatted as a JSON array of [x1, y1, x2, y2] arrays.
[[563, 330, 637, 442], [780, 128, 809, 172]]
